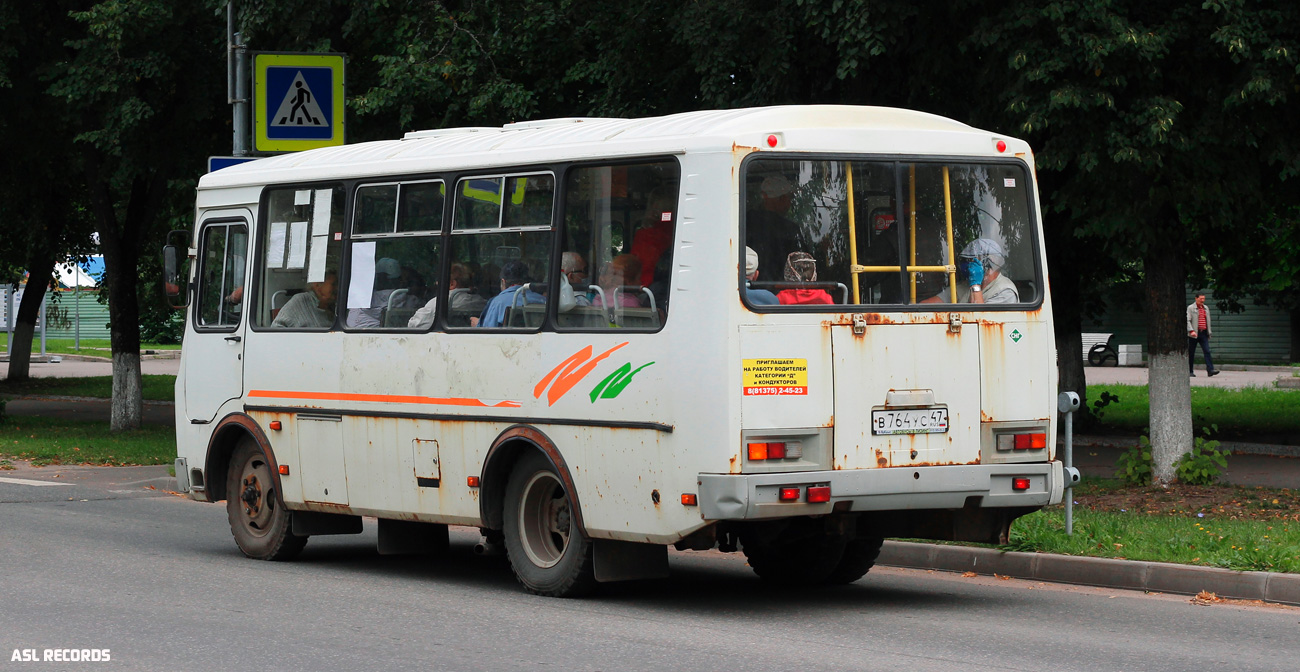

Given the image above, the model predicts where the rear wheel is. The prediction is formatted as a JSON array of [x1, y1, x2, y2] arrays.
[[226, 438, 306, 560], [825, 537, 885, 584], [502, 453, 595, 597], [742, 533, 847, 584]]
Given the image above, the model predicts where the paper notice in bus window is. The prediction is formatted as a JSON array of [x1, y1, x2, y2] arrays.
[[312, 189, 333, 236], [307, 236, 328, 283], [742, 359, 808, 396], [295, 189, 311, 206], [347, 241, 377, 309], [267, 222, 287, 269], [286, 221, 308, 269]]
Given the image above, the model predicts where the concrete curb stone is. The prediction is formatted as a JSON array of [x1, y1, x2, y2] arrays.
[[878, 540, 1300, 606]]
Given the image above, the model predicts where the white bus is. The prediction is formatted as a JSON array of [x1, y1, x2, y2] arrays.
[[167, 106, 1064, 597]]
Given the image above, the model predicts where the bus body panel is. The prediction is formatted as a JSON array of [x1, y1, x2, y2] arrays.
[[177, 106, 1062, 555]]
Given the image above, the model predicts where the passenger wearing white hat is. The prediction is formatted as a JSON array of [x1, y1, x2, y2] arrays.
[[958, 238, 1018, 304], [744, 246, 779, 306]]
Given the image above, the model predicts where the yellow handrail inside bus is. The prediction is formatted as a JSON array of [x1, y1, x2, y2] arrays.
[[846, 163, 861, 304], [909, 164, 917, 303], [943, 166, 957, 303]]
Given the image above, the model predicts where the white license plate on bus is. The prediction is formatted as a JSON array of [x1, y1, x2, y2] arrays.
[[871, 408, 949, 435]]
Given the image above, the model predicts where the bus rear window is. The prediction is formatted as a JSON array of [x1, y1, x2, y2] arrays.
[[743, 158, 1040, 309]]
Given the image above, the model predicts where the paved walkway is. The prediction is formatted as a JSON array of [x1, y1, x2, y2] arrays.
[[0, 355, 180, 379], [1085, 364, 1294, 390]]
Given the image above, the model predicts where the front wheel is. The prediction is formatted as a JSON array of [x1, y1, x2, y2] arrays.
[[502, 453, 595, 597], [226, 438, 306, 560]]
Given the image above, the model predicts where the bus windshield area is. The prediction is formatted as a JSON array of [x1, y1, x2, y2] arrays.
[[743, 158, 1040, 309]]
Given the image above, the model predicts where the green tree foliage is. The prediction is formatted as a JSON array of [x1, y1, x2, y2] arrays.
[[43, 1, 226, 429], [965, 0, 1300, 482]]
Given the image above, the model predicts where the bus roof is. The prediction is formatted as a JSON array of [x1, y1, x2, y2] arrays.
[[200, 105, 1023, 190]]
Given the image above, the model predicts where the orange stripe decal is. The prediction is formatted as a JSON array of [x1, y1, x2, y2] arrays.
[[533, 342, 629, 407], [248, 390, 521, 408]]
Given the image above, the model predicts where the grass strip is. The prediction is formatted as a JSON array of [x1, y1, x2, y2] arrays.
[[1090, 383, 1300, 437], [0, 415, 176, 466], [0, 336, 181, 356], [0, 375, 176, 402], [1006, 506, 1300, 573]]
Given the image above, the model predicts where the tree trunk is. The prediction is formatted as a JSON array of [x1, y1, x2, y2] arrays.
[[85, 158, 162, 432], [1144, 234, 1192, 485], [5, 255, 55, 382], [1291, 307, 1299, 364]]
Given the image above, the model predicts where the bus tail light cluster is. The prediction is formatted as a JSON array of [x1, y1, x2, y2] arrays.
[[996, 432, 1047, 451], [775, 485, 831, 503], [747, 441, 803, 461], [1012, 477, 1032, 491]]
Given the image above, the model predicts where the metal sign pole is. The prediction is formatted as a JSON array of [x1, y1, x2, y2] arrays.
[[1057, 392, 1083, 535], [229, 2, 250, 156], [74, 280, 80, 351]]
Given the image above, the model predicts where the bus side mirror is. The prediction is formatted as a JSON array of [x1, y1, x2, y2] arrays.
[[163, 229, 191, 309]]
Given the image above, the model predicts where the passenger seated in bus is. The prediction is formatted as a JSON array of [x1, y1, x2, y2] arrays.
[[919, 238, 1019, 305], [471, 260, 544, 327], [628, 189, 676, 286], [776, 252, 833, 305], [647, 253, 672, 319], [746, 175, 802, 281], [558, 251, 591, 312], [591, 254, 644, 308], [956, 238, 1018, 304], [271, 270, 337, 329], [743, 246, 778, 305], [346, 257, 402, 328]]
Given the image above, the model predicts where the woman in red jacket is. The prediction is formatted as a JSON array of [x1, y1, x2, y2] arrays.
[[776, 252, 833, 305]]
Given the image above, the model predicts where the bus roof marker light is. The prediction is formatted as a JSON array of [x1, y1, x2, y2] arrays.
[[995, 139, 1007, 153], [766, 134, 779, 148]]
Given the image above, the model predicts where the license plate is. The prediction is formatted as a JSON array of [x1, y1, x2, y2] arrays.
[[871, 408, 949, 435]]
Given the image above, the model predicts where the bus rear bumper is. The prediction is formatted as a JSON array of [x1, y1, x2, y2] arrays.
[[697, 462, 1063, 521]]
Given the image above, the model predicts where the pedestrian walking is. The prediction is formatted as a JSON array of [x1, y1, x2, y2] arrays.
[[1187, 291, 1219, 377]]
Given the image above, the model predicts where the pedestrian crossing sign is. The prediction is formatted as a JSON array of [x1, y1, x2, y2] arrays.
[[254, 53, 345, 153]]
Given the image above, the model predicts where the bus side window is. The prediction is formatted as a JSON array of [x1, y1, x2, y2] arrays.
[[448, 173, 554, 330], [256, 186, 345, 330], [195, 222, 248, 329], [559, 161, 679, 330], [346, 180, 444, 330]]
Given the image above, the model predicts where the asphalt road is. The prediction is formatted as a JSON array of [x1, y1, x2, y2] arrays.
[[1, 470, 1297, 671]]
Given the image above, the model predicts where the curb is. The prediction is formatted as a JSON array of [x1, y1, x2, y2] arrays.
[[878, 540, 1300, 605], [1074, 434, 1300, 458]]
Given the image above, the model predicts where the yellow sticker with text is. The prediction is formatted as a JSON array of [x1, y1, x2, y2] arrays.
[[743, 359, 808, 396]]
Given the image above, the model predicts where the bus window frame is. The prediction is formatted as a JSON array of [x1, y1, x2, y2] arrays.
[[443, 169, 558, 334], [341, 178, 447, 333], [192, 216, 250, 335], [247, 181, 349, 333], [550, 156, 682, 336], [739, 152, 1045, 314]]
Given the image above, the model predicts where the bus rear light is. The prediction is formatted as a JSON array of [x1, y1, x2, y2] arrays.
[[778, 487, 801, 502], [767, 442, 787, 459], [1012, 477, 1031, 491], [767, 134, 779, 148], [747, 443, 769, 460], [1011, 433, 1047, 450], [996, 139, 1007, 153], [681, 493, 698, 506], [269, 421, 282, 431], [807, 486, 831, 503]]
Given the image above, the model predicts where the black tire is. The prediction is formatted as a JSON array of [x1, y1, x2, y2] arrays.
[[226, 437, 307, 561], [742, 533, 847, 585], [502, 453, 595, 597], [825, 537, 885, 585]]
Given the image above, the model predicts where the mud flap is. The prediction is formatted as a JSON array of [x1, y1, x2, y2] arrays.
[[592, 539, 669, 583]]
